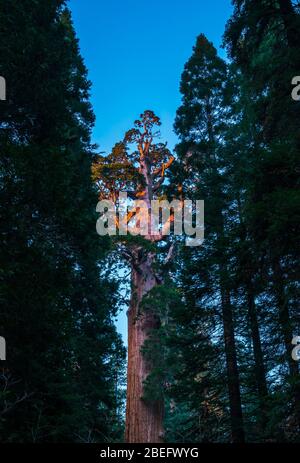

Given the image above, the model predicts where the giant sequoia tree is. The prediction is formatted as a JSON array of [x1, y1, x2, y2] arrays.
[[92, 111, 174, 443]]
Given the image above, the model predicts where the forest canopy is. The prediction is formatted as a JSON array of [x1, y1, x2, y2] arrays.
[[0, 0, 299, 444]]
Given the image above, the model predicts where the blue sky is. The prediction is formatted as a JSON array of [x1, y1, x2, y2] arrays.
[[69, 0, 232, 153], [69, 0, 233, 343]]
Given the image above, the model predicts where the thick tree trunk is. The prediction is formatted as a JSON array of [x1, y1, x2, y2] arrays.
[[125, 251, 164, 443], [245, 280, 268, 433], [237, 206, 268, 432], [220, 283, 245, 443]]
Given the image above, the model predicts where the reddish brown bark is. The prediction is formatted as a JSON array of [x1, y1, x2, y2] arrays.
[[94, 112, 173, 443], [125, 252, 164, 443]]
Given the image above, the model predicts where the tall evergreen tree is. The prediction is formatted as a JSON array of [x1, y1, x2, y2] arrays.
[[224, 0, 300, 435], [0, 0, 125, 442], [172, 34, 245, 442], [92, 110, 175, 443]]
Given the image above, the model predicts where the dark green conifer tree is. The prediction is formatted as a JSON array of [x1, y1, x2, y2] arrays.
[[0, 0, 125, 442]]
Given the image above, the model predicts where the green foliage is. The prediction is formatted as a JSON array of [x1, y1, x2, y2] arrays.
[[166, 4, 300, 441], [1, 0, 300, 445], [0, 0, 125, 442]]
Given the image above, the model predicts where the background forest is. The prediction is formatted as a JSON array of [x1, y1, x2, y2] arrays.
[[0, 0, 299, 443]]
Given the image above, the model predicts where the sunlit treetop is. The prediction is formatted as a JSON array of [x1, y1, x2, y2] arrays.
[[92, 110, 174, 203]]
